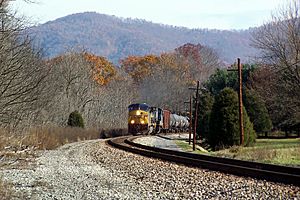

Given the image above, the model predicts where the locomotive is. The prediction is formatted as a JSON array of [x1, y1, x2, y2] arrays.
[[128, 103, 189, 135]]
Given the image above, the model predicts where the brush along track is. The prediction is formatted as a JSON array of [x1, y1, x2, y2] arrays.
[[107, 136, 300, 186]]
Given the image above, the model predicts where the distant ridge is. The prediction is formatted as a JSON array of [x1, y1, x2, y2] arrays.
[[29, 12, 257, 64]]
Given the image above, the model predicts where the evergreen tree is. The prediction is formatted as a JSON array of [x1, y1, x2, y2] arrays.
[[243, 88, 272, 133], [205, 65, 257, 96], [67, 110, 85, 128], [209, 88, 256, 150], [196, 90, 214, 139], [204, 69, 237, 95]]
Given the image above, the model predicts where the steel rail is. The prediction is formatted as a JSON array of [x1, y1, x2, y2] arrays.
[[107, 136, 300, 186]]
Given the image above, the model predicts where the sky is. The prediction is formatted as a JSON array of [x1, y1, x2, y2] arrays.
[[11, 0, 286, 30]]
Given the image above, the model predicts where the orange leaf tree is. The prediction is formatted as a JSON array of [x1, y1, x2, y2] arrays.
[[120, 55, 159, 83], [84, 53, 116, 85]]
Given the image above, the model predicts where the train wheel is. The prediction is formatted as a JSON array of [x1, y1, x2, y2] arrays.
[[157, 127, 161, 134]]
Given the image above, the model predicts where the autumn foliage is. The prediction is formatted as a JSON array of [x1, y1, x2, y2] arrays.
[[84, 53, 116, 85], [175, 43, 203, 65], [120, 55, 159, 82]]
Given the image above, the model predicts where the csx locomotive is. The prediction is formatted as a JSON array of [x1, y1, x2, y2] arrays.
[[128, 103, 189, 135]]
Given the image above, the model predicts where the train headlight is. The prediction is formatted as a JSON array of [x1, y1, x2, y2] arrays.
[[130, 120, 135, 124], [141, 120, 145, 124], [136, 111, 141, 115]]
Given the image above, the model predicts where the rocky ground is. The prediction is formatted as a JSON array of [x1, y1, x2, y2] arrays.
[[0, 138, 299, 199]]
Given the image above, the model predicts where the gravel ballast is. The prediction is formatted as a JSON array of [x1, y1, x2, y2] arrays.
[[0, 139, 299, 199]]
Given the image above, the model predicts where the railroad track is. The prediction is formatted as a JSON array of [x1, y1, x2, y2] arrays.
[[107, 135, 300, 186]]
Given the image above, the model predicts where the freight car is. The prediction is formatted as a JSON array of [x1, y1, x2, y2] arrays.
[[128, 103, 189, 135]]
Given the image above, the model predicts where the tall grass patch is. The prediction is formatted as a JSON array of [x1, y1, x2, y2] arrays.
[[24, 126, 100, 150], [0, 129, 25, 150], [0, 126, 128, 151]]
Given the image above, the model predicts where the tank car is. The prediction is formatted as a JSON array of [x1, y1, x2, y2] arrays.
[[181, 116, 190, 130], [170, 114, 181, 131]]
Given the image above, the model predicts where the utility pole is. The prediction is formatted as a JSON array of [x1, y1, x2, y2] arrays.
[[228, 58, 244, 145], [238, 58, 244, 145], [189, 95, 192, 145], [184, 95, 192, 145], [194, 81, 199, 151], [189, 80, 200, 151]]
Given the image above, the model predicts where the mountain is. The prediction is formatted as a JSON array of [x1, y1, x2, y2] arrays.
[[28, 12, 257, 65]]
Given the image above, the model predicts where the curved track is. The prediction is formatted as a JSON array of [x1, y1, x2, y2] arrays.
[[107, 135, 300, 186]]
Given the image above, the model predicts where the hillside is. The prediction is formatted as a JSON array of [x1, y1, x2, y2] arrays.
[[29, 12, 257, 65]]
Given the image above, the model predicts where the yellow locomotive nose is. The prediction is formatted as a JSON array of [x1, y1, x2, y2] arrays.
[[130, 120, 135, 124]]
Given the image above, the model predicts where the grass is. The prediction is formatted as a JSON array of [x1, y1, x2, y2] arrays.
[[175, 138, 300, 166], [175, 140, 206, 154], [235, 139, 300, 166], [254, 138, 300, 148]]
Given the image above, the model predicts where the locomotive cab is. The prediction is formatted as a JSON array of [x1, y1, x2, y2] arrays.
[[128, 103, 149, 135]]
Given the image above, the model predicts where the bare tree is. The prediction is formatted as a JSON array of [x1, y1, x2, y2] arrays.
[[251, 0, 300, 128], [90, 74, 136, 128], [0, 3, 49, 130], [175, 43, 220, 83], [42, 52, 97, 126]]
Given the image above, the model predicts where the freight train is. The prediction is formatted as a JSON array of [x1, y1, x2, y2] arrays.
[[128, 103, 189, 135]]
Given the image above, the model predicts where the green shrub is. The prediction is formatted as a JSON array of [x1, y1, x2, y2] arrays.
[[67, 110, 85, 128], [243, 112, 256, 146], [209, 88, 256, 150]]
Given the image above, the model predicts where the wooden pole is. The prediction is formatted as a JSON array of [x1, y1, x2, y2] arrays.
[[189, 95, 192, 145], [237, 58, 244, 145], [193, 81, 200, 151]]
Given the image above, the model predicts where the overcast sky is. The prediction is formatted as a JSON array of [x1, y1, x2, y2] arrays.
[[11, 0, 286, 30]]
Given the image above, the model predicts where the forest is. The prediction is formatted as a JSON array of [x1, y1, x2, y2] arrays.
[[0, 0, 299, 150]]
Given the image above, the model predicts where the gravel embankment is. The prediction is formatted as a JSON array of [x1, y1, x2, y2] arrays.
[[134, 135, 184, 151], [0, 139, 299, 199]]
